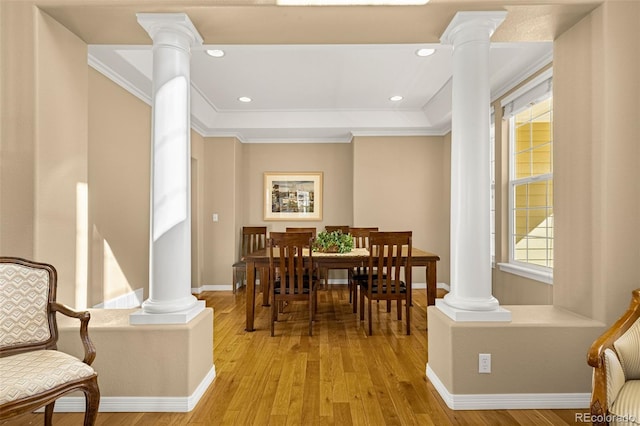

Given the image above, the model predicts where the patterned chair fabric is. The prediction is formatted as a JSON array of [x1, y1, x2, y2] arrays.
[[0, 263, 52, 348], [0, 257, 100, 426]]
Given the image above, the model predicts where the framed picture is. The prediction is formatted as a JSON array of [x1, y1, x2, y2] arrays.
[[264, 172, 323, 221]]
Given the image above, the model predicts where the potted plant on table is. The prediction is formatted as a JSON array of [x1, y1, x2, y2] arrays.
[[313, 230, 354, 253]]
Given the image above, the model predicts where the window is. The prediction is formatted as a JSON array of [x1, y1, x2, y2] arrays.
[[499, 69, 553, 283]]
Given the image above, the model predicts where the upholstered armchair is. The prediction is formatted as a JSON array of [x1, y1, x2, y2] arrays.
[[0, 257, 100, 425], [588, 289, 640, 426]]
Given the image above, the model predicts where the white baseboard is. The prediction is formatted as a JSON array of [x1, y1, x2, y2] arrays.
[[425, 364, 590, 410], [48, 365, 216, 413]]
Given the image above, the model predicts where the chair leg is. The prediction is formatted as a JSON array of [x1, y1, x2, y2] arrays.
[[406, 297, 411, 335], [353, 281, 359, 314], [397, 299, 402, 320], [83, 378, 101, 426], [309, 291, 314, 336], [359, 291, 365, 321], [262, 268, 270, 306], [271, 297, 276, 337], [368, 298, 373, 335], [45, 402, 55, 426]]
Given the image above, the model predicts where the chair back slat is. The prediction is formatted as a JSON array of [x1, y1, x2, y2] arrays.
[[241, 226, 267, 258], [349, 227, 378, 249]]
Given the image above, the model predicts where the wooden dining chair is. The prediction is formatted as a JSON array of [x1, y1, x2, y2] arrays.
[[232, 226, 267, 294], [360, 231, 412, 335], [325, 225, 349, 234], [348, 227, 379, 312], [285, 227, 318, 284], [285, 227, 317, 239], [268, 232, 318, 336]]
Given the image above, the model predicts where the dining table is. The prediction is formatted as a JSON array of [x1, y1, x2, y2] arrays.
[[243, 246, 440, 331]]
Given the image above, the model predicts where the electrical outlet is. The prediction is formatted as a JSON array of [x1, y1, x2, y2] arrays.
[[479, 353, 491, 373]]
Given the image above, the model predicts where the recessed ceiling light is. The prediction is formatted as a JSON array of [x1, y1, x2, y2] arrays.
[[416, 48, 436, 57], [390, 95, 403, 102], [206, 49, 225, 58], [238, 96, 252, 103]]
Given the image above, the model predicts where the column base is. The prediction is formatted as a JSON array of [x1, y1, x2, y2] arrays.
[[436, 299, 512, 322], [130, 300, 206, 325]]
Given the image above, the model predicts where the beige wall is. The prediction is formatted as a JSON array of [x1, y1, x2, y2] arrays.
[[353, 136, 450, 285], [241, 142, 354, 231], [554, 1, 640, 323], [202, 137, 238, 286], [88, 69, 151, 307], [0, 2, 36, 258], [34, 9, 88, 306]]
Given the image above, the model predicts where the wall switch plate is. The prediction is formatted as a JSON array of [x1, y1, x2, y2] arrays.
[[479, 353, 491, 373], [212, 213, 219, 222]]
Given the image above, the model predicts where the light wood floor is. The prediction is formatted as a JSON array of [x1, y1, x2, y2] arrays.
[[7, 285, 587, 425]]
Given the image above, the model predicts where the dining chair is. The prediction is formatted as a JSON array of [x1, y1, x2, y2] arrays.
[[232, 226, 267, 294], [325, 225, 350, 234], [359, 231, 412, 335], [320, 226, 351, 288], [268, 232, 318, 336], [285, 227, 318, 283], [285, 227, 317, 239], [348, 227, 379, 312]]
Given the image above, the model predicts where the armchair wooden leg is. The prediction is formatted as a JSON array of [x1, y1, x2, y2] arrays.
[[83, 378, 101, 426], [45, 402, 54, 426]]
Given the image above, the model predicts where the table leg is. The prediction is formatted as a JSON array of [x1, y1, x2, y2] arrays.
[[246, 259, 256, 332], [427, 260, 437, 306], [261, 267, 270, 306]]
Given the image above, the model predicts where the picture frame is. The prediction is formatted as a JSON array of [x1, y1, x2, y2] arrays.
[[263, 172, 323, 221]]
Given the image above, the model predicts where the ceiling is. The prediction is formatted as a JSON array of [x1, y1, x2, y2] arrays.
[[41, 0, 600, 143]]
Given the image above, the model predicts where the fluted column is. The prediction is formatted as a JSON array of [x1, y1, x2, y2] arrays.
[[131, 13, 204, 324], [437, 11, 511, 321]]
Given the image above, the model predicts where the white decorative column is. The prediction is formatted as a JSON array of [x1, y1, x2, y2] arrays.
[[437, 12, 511, 321], [131, 13, 205, 324]]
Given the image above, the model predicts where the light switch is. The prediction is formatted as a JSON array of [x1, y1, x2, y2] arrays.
[[212, 213, 219, 222]]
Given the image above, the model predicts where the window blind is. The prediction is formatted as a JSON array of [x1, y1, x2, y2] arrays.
[[501, 68, 553, 118]]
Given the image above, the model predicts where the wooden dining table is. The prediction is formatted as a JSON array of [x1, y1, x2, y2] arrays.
[[243, 246, 440, 331]]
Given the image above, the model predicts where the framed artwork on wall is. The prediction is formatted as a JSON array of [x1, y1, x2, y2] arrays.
[[263, 172, 323, 221]]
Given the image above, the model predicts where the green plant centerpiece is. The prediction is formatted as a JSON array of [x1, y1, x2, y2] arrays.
[[312, 230, 354, 253]]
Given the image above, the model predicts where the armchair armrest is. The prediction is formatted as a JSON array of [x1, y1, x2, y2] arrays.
[[51, 302, 96, 366], [588, 289, 640, 424]]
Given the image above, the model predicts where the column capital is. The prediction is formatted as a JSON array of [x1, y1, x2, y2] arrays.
[[137, 13, 203, 48], [440, 11, 507, 46]]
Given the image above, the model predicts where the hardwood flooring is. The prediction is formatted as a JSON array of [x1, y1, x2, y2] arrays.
[[5, 285, 587, 425]]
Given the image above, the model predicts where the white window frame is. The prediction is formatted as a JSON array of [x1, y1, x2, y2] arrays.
[[498, 68, 554, 285]]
